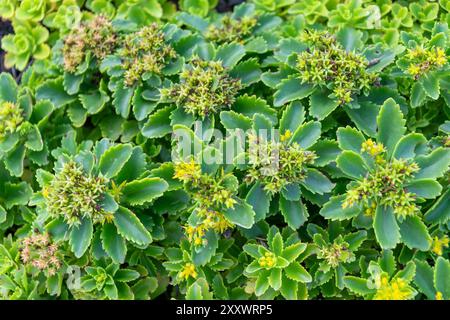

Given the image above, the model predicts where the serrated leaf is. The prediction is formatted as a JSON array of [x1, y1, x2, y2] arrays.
[[113, 84, 134, 118], [273, 78, 314, 107], [69, 217, 93, 258], [101, 223, 127, 264], [320, 195, 361, 221], [309, 89, 339, 120], [0, 73, 17, 102], [399, 215, 431, 251], [415, 147, 450, 179], [289, 120, 321, 149], [374, 205, 400, 250], [36, 78, 76, 108], [99, 144, 133, 179], [279, 197, 308, 229], [406, 179, 442, 199], [434, 257, 450, 299], [376, 98, 406, 156], [223, 198, 255, 229], [113, 206, 152, 246], [142, 106, 175, 138], [246, 182, 270, 222], [121, 178, 168, 205], [336, 150, 368, 180], [216, 43, 245, 68], [285, 262, 312, 283]]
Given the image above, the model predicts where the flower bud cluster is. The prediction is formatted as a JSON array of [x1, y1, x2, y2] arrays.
[[121, 23, 177, 86], [162, 58, 241, 118], [297, 30, 378, 104], [0, 101, 23, 141], [43, 160, 111, 226], [20, 232, 61, 276], [206, 15, 257, 44], [245, 132, 317, 194]]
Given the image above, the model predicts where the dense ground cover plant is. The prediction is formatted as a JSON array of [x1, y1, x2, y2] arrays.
[[0, 0, 449, 300]]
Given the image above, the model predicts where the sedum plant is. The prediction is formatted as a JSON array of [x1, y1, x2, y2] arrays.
[[0, 0, 449, 301]]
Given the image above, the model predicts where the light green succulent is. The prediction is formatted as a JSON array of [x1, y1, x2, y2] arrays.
[[1, 22, 50, 70]]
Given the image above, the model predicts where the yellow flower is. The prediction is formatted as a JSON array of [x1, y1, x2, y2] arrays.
[[361, 139, 385, 157], [374, 275, 415, 300], [431, 48, 447, 67], [173, 159, 201, 183], [258, 252, 276, 268], [280, 130, 292, 142], [431, 236, 449, 256], [179, 263, 197, 281], [435, 291, 443, 300]]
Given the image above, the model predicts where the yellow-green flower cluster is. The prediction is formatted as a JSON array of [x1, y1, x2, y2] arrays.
[[43, 160, 112, 226], [63, 15, 117, 72], [317, 238, 354, 268], [174, 160, 236, 245], [245, 132, 317, 194], [405, 46, 447, 79], [373, 274, 416, 300], [162, 58, 241, 118], [20, 232, 61, 277], [258, 251, 276, 268], [121, 23, 177, 86], [297, 30, 378, 104], [431, 235, 449, 256], [178, 263, 197, 281], [206, 15, 257, 44], [343, 140, 420, 219], [0, 101, 23, 141]]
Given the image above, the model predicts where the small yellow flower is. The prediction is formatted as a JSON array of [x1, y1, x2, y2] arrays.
[[374, 275, 415, 300], [406, 64, 421, 76], [173, 159, 201, 183], [179, 263, 197, 281], [258, 252, 276, 268], [435, 291, 443, 300], [431, 236, 449, 256], [280, 130, 292, 142], [361, 139, 385, 157]]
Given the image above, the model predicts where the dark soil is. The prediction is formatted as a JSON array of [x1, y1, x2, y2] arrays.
[[0, 19, 14, 75]]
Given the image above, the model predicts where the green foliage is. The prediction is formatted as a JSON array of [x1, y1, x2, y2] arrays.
[[0, 0, 449, 301]]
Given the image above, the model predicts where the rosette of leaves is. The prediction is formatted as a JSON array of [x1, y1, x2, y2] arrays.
[[374, 2, 414, 45], [73, 259, 142, 300], [115, 0, 177, 25], [1, 21, 50, 71], [178, 0, 217, 18], [414, 257, 450, 300], [0, 73, 53, 177], [320, 98, 450, 250], [250, 0, 296, 13], [243, 226, 312, 300], [344, 251, 418, 300], [396, 28, 449, 108], [304, 222, 367, 297], [265, 28, 396, 120], [286, 0, 330, 25], [409, 0, 441, 32], [32, 133, 168, 262], [327, 0, 381, 30], [99, 22, 187, 126], [141, 40, 261, 136], [163, 237, 238, 299], [0, 235, 41, 299], [0, 232, 73, 299], [177, 2, 282, 54], [42, 1, 83, 36], [224, 101, 334, 229]]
